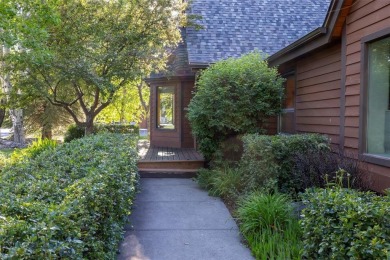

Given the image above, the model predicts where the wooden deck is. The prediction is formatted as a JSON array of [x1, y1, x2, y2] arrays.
[[137, 140, 205, 175]]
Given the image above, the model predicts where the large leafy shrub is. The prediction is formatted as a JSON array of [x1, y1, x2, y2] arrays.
[[301, 185, 390, 259], [0, 134, 139, 259], [187, 52, 284, 159], [240, 133, 329, 197], [95, 123, 139, 135], [237, 192, 302, 259]]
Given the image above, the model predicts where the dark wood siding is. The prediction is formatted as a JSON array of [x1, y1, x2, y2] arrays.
[[295, 45, 342, 146], [181, 80, 195, 148], [344, 0, 390, 191]]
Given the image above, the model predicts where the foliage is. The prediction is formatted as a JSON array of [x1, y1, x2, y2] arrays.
[[0, 149, 12, 169], [240, 133, 330, 197], [301, 173, 390, 259], [293, 148, 370, 191], [207, 166, 245, 202], [64, 124, 85, 143], [1, 0, 196, 134], [94, 123, 139, 135], [237, 192, 302, 260], [187, 52, 284, 159], [0, 134, 139, 259], [9, 138, 57, 162], [95, 80, 150, 124]]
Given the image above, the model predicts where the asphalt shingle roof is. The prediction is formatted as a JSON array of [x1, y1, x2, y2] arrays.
[[186, 0, 331, 65]]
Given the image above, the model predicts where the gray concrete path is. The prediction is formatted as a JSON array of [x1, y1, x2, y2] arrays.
[[117, 178, 254, 260]]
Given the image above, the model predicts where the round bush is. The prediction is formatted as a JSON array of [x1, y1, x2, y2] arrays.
[[64, 124, 85, 143], [187, 52, 284, 159]]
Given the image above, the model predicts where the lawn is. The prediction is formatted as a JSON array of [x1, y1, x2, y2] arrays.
[[0, 149, 14, 157]]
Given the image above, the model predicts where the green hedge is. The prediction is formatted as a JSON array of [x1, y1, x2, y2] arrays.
[[0, 134, 139, 259], [94, 123, 139, 135], [64, 123, 139, 143], [240, 133, 330, 196], [301, 186, 390, 259]]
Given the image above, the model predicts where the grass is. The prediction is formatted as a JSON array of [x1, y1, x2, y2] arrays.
[[0, 148, 14, 157], [237, 192, 303, 260]]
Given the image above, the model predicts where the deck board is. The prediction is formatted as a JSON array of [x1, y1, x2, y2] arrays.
[[138, 141, 204, 162]]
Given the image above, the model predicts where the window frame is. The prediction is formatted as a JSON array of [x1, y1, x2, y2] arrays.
[[278, 71, 296, 134], [359, 27, 390, 167], [156, 85, 176, 131]]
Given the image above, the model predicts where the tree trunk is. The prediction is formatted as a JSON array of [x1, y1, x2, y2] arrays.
[[41, 122, 52, 139], [9, 108, 25, 144], [85, 114, 94, 135], [41, 102, 53, 139], [1, 45, 25, 144], [0, 108, 5, 127]]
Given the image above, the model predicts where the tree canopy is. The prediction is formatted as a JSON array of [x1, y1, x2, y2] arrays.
[[1, 0, 194, 134]]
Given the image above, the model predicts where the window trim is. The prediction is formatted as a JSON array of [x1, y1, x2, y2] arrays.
[[156, 85, 176, 131], [278, 71, 296, 134], [359, 27, 390, 167]]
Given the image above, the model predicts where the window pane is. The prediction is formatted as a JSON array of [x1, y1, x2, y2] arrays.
[[157, 86, 175, 129], [279, 75, 295, 134], [367, 37, 390, 156]]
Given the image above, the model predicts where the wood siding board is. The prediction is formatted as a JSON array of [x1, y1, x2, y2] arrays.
[[296, 99, 340, 109], [345, 116, 359, 127], [296, 108, 341, 117], [296, 89, 340, 102], [296, 80, 341, 95], [296, 116, 341, 126], [345, 62, 360, 76], [347, 3, 390, 34], [345, 74, 360, 86], [347, 18, 390, 45], [297, 49, 341, 73], [297, 61, 341, 81], [345, 51, 360, 65], [340, 23, 347, 151], [298, 71, 341, 87]]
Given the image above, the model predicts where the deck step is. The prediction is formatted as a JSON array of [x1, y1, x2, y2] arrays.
[[137, 160, 204, 172]]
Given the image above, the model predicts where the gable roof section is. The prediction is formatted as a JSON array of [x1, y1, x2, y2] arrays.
[[268, 0, 354, 66], [186, 0, 331, 67]]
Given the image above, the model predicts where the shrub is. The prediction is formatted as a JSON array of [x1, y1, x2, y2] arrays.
[[64, 124, 85, 142], [94, 123, 139, 134], [187, 52, 284, 160], [293, 148, 370, 191], [9, 138, 58, 162], [0, 133, 139, 259], [301, 185, 390, 259], [240, 133, 330, 197], [237, 192, 302, 259]]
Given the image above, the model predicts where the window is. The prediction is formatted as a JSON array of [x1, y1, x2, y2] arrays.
[[279, 74, 296, 134], [157, 86, 175, 129], [365, 35, 390, 158]]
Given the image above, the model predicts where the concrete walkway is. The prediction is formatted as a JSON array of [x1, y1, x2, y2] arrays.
[[117, 178, 254, 260]]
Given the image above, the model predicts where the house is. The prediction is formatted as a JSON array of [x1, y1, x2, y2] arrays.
[[145, 0, 390, 192], [268, 0, 390, 192], [145, 0, 330, 148]]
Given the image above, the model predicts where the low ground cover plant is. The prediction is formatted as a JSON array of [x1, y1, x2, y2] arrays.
[[0, 133, 139, 259], [301, 172, 390, 259]]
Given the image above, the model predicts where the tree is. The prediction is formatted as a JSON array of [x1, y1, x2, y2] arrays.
[[187, 52, 285, 160], [1, 0, 194, 134]]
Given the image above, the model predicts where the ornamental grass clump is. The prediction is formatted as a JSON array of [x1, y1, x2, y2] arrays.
[[0, 133, 139, 259], [237, 192, 302, 260]]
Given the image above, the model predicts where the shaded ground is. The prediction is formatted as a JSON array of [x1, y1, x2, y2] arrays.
[[117, 178, 253, 260]]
